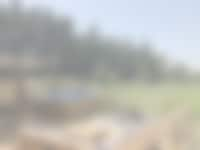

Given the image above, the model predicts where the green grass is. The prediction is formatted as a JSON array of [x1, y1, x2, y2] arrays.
[[101, 83, 200, 115]]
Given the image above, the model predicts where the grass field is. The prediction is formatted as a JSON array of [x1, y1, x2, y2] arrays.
[[0, 79, 200, 116], [102, 83, 200, 116]]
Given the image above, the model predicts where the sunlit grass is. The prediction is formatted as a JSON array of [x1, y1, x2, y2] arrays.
[[102, 83, 200, 115]]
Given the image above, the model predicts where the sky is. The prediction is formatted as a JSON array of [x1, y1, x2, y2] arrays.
[[2, 0, 200, 70]]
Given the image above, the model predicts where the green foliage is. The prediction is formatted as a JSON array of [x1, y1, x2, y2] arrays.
[[0, 6, 190, 82]]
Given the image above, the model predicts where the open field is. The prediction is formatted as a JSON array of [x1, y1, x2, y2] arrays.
[[0, 80, 200, 115], [102, 83, 200, 116]]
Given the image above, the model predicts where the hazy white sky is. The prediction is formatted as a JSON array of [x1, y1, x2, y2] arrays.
[[2, 0, 200, 70]]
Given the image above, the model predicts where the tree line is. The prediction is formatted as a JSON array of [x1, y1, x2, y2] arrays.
[[0, 6, 193, 82]]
